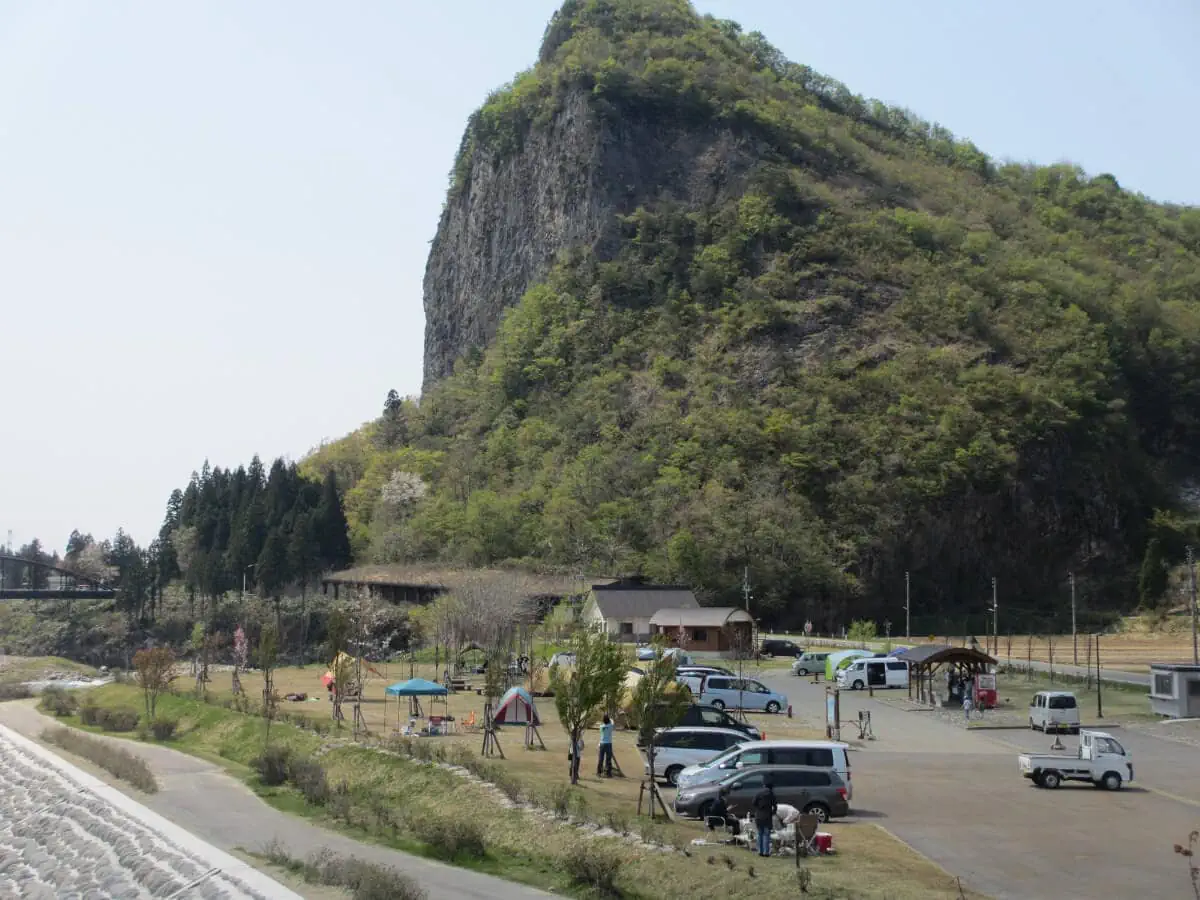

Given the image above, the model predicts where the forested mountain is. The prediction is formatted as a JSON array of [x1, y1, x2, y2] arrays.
[[305, 0, 1198, 628]]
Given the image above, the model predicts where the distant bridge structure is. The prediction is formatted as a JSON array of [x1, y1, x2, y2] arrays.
[[0, 554, 116, 600]]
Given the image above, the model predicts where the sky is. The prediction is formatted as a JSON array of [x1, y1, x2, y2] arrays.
[[1, 1, 1197, 554]]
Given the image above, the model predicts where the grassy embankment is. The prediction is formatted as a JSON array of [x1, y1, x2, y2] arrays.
[[53, 680, 981, 899]]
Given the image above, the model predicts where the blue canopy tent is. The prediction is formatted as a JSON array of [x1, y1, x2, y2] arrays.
[[385, 678, 450, 732], [385, 678, 449, 697]]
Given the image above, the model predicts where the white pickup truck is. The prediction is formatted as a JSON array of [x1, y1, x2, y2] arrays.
[[1018, 730, 1133, 790]]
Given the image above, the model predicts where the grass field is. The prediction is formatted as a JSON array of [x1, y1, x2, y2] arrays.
[[62, 678, 982, 899], [986, 671, 1153, 723], [0, 654, 97, 684], [763, 627, 1195, 674]]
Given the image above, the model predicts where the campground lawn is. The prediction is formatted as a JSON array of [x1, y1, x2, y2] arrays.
[[54, 679, 983, 899]]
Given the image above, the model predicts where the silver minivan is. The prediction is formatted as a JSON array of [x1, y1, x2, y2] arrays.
[[675, 739, 853, 802], [1029, 691, 1080, 733], [792, 651, 830, 676], [696, 675, 788, 713]]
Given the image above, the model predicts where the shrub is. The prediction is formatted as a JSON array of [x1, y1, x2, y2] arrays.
[[563, 843, 623, 896], [149, 716, 178, 741], [289, 756, 330, 806], [42, 726, 157, 793], [39, 687, 77, 717], [79, 700, 102, 726], [0, 683, 33, 701], [253, 745, 292, 786], [261, 842, 425, 900], [409, 812, 486, 860], [101, 707, 141, 733]]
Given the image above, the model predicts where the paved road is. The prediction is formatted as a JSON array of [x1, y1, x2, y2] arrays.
[[0, 703, 550, 900], [757, 671, 1200, 900]]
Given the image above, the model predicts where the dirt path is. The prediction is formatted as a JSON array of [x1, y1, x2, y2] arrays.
[[0, 702, 551, 900]]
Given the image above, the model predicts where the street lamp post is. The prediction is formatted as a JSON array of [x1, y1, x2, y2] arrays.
[[242, 563, 256, 599], [904, 571, 911, 641]]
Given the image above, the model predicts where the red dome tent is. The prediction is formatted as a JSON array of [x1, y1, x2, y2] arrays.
[[492, 686, 541, 726]]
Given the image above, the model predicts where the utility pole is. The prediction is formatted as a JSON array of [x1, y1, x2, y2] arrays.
[[990, 577, 998, 657], [1189, 546, 1198, 666], [904, 571, 911, 641], [742, 565, 751, 613], [1069, 572, 1077, 666]]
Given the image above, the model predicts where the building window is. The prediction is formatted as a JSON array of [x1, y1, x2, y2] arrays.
[[693, 628, 708, 642], [620, 622, 634, 635], [1154, 673, 1174, 697]]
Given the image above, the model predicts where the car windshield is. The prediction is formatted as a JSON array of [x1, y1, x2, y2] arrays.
[[697, 744, 747, 769]]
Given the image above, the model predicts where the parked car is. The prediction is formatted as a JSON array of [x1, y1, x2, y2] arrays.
[[696, 675, 788, 713], [791, 651, 830, 676], [676, 739, 852, 801], [676, 664, 734, 677], [674, 766, 850, 822], [759, 639, 804, 658], [1029, 691, 1080, 733], [837, 657, 909, 691], [1019, 730, 1132, 790], [637, 646, 692, 664], [637, 705, 762, 745], [548, 652, 576, 669], [640, 727, 750, 786]]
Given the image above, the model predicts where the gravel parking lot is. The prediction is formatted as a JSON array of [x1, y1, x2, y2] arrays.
[[0, 725, 293, 899]]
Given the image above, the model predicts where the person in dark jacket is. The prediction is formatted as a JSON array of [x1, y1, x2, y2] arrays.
[[751, 778, 778, 857], [706, 793, 741, 837]]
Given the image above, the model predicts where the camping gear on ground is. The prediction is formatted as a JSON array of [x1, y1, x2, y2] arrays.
[[385, 678, 450, 732], [492, 686, 541, 726], [814, 832, 834, 854]]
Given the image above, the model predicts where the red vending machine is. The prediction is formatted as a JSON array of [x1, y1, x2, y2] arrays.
[[973, 672, 997, 710]]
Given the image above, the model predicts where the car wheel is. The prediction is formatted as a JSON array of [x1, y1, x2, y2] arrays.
[[1041, 771, 1062, 789], [795, 668, 807, 676], [765, 701, 781, 714], [665, 766, 683, 787], [710, 699, 726, 710], [802, 802, 830, 823], [852, 680, 864, 691], [1102, 772, 1122, 791], [697, 800, 713, 820]]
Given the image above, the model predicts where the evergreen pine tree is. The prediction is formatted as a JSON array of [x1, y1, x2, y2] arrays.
[[316, 471, 353, 570]]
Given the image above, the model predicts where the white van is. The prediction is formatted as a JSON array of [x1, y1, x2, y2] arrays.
[[640, 727, 750, 786], [1029, 691, 1080, 733], [674, 739, 853, 802], [837, 657, 909, 691]]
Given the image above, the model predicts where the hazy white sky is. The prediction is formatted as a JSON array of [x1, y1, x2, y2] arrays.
[[2, 1, 1197, 553]]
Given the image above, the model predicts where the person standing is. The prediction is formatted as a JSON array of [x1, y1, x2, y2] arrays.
[[597, 714, 615, 777], [751, 777, 778, 857], [962, 690, 973, 723]]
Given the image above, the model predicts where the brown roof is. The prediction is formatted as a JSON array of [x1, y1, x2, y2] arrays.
[[322, 565, 609, 597], [589, 587, 698, 619], [650, 607, 753, 627]]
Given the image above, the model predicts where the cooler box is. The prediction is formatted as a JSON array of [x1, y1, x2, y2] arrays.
[[814, 832, 834, 854]]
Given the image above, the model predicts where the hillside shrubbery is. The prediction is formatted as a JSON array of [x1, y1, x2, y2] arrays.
[[304, 0, 1200, 625]]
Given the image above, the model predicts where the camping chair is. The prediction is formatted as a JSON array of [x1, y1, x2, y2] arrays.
[[462, 710, 479, 731], [793, 814, 820, 856]]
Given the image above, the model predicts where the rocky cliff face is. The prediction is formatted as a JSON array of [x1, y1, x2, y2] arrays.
[[422, 90, 763, 388]]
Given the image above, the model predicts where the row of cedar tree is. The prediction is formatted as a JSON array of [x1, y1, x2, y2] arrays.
[[17, 456, 352, 625]]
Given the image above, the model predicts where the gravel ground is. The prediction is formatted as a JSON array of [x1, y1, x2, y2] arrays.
[[0, 728, 280, 899]]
